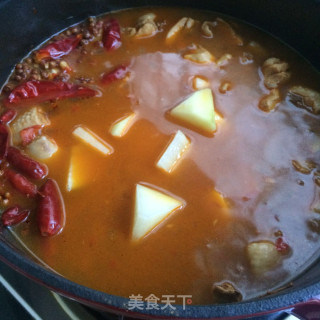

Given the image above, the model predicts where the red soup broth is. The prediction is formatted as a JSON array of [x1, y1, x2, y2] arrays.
[[1, 7, 320, 304]]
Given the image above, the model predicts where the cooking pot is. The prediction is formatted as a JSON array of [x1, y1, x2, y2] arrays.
[[0, 0, 320, 319]]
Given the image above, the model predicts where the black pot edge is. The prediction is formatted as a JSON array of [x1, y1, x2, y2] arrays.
[[1, 0, 320, 318], [1, 238, 320, 319]]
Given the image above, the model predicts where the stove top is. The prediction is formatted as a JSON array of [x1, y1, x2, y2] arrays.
[[0, 259, 300, 320]]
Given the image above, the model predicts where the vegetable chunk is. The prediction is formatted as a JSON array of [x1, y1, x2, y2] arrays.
[[288, 86, 320, 114], [72, 126, 113, 155], [110, 113, 136, 137], [156, 130, 190, 173], [183, 45, 215, 64], [247, 241, 280, 275], [262, 58, 290, 89], [192, 76, 210, 90], [27, 135, 58, 160], [170, 88, 216, 133], [132, 184, 184, 241], [11, 107, 50, 145], [166, 17, 195, 41], [66, 145, 93, 191]]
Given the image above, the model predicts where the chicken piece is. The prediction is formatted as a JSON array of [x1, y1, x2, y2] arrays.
[[216, 53, 232, 67], [183, 45, 215, 64], [192, 76, 210, 90], [27, 135, 58, 160], [259, 89, 281, 112], [262, 58, 289, 75], [262, 58, 290, 89], [307, 218, 320, 234], [201, 21, 216, 38], [265, 73, 290, 89], [288, 86, 320, 114], [166, 17, 195, 40], [10, 107, 50, 145], [247, 241, 281, 275], [212, 281, 242, 303], [311, 193, 320, 214], [122, 27, 137, 36], [292, 159, 316, 174], [240, 52, 254, 65], [135, 13, 158, 38], [219, 81, 232, 94]]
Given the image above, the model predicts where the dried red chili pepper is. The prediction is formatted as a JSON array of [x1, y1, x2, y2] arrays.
[[0, 109, 17, 124], [4, 168, 38, 198], [275, 237, 290, 254], [37, 179, 65, 236], [35, 35, 82, 61], [101, 64, 129, 85], [7, 146, 48, 180], [20, 125, 42, 146], [1, 206, 30, 227], [0, 124, 9, 161], [102, 18, 121, 51], [4, 80, 97, 107]]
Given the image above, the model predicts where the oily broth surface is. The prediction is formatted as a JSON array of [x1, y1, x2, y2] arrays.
[[7, 7, 320, 304]]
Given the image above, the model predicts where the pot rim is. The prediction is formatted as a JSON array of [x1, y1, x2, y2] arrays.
[[1, 1, 320, 318]]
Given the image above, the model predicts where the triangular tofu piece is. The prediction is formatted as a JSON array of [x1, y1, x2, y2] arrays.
[[170, 88, 216, 133], [132, 184, 184, 241]]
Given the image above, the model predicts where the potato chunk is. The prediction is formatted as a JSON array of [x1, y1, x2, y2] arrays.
[[27, 135, 58, 160], [170, 88, 216, 133], [156, 130, 191, 173], [66, 145, 95, 191], [288, 86, 320, 114], [132, 184, 184, 241], [11, 107, 50, 145], [73, 126, 113, 155], [247, 241, 280, 275], [110, 113, 136, 137]]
